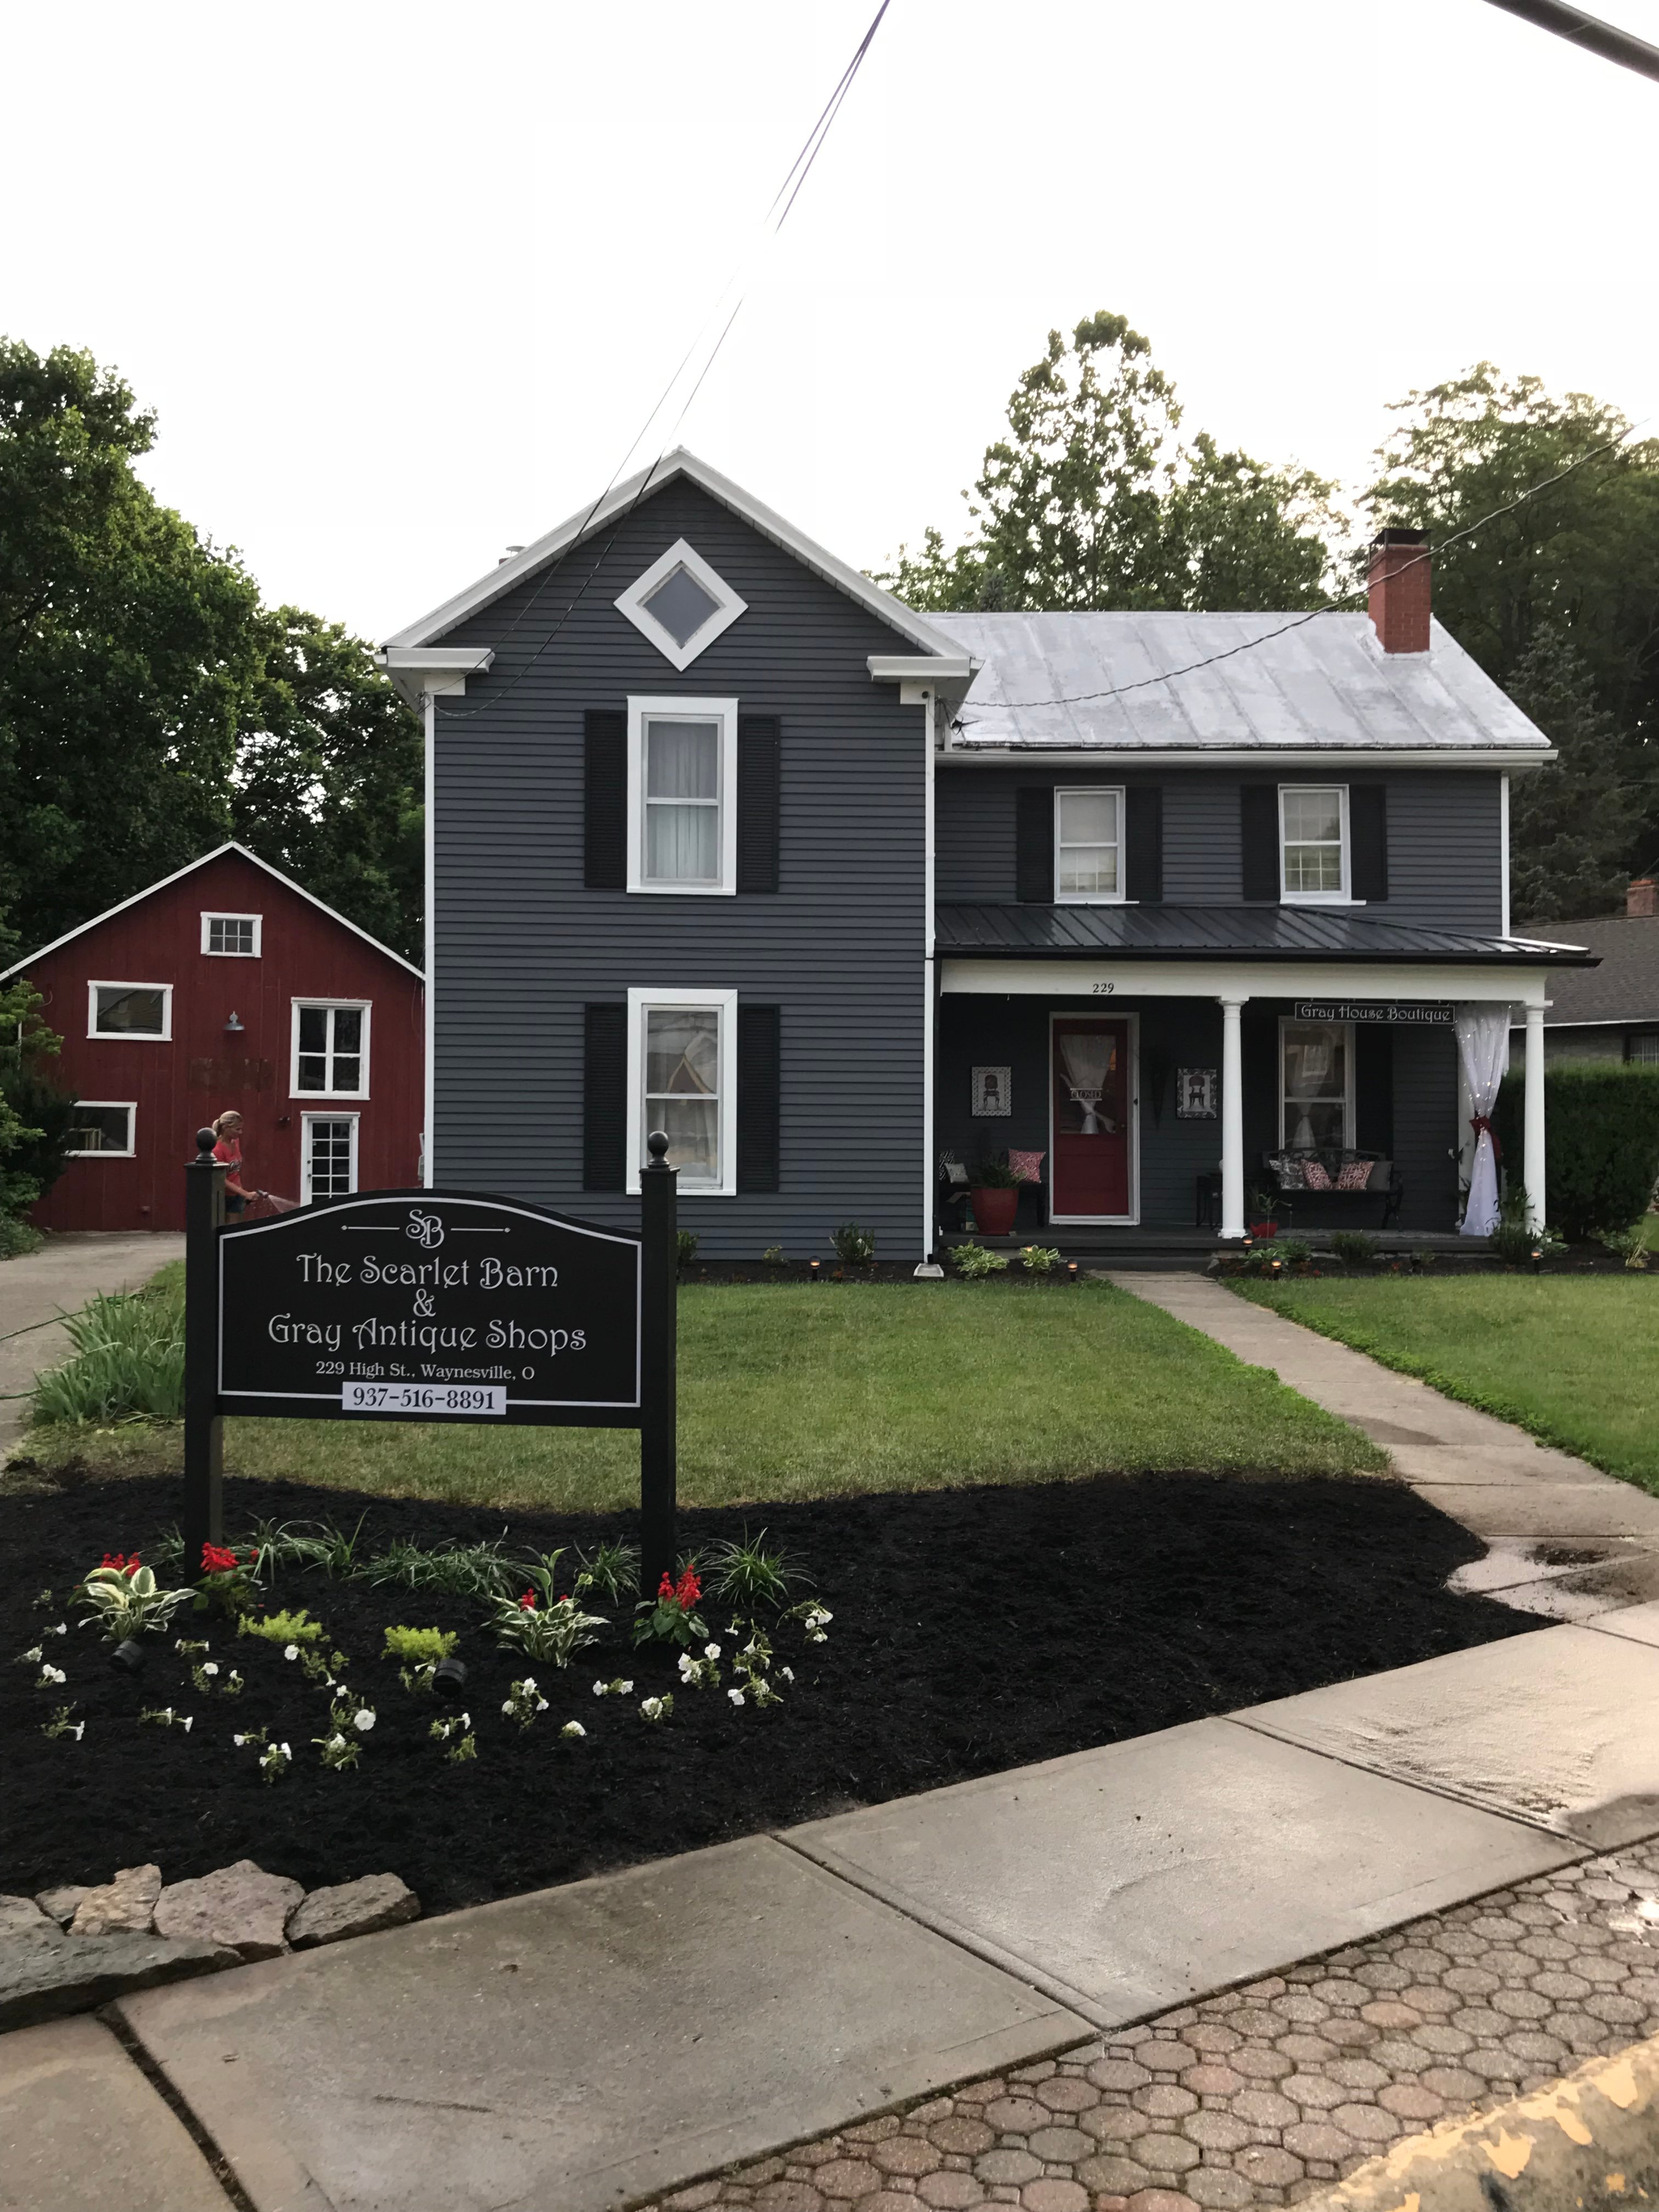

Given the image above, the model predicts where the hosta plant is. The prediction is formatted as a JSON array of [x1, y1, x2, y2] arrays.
[[493, 1590, 608, 1667], [633, 1565, 708, 1649], [77, 1556, 193, 1643], [950, 1242, 1008, 1279]]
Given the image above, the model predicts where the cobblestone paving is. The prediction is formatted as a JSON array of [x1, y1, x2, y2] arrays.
[[645, 1842, 1659, 2212]]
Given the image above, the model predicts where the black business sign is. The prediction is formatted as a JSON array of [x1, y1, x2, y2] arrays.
[[217, 1189, 641, 1426], [1294, 1000, 1455, 1027]]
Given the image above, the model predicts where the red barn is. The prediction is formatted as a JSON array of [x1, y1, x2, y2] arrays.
[[2, 845, 424, 1233]]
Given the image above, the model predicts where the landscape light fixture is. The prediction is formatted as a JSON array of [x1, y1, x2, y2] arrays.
[[433, 1657, 467, 1702], [1066, 1261, 1079, 1283], [1531, 1246, 1543, 1273], [110, 1638, 145, 1675], [809, 1259, 821, 1280]]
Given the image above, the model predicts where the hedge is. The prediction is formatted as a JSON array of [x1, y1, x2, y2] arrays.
[[1493, 1060, 1659, 1238]]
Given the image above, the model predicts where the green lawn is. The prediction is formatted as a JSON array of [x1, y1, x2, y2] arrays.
[[1237, 1274, 1659, 1494], [17, 1274, 1383, 1513]]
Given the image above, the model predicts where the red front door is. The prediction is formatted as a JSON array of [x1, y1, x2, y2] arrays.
[[1051, 1018, 1130, 1218]]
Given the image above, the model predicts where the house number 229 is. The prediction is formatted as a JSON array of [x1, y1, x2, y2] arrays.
[[1091, 983, 1115, 995]]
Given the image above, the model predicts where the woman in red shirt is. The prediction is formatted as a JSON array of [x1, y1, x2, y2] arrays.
[[211, 1111, 266, 1218]]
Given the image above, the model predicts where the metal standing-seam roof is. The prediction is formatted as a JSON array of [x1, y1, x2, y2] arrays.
[[928, 611, 1553, 755], [935, 903, 1595, 966]]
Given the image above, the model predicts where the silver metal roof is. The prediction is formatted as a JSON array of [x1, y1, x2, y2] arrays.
[[928, 611, 1551, 756]]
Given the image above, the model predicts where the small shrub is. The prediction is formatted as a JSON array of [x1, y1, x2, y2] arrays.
[[950, 1242, 1008, 1279], [761, 1245, 785, 1266], [704, 1530, 810, 1609], [1019, 1245, 1062, 1274], [1410, 1249, 1437, 1271], [380, 1626, 456, 1667], [0, 1216, 45, 1261], [676, 1230, 699, 1269], [1330, 1231, 1379, 1266], [831, 1222, 876, 1265], [241, 1607, 324, 1647], [1276, 1237, 1312, 1266], [1600, 1226, 1651, 1271], [1494, 1062, 1659, 1239]]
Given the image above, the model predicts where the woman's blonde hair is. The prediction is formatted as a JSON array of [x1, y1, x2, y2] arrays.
[[211, 1111, 243, 1137]]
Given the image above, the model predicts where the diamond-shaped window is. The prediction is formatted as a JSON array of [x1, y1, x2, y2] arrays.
[[615, 538, 747, 670]]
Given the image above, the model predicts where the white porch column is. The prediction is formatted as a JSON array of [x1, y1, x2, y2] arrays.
[[1220, 995, 1247, 1239], [1523, 1003, 1547, 1231]]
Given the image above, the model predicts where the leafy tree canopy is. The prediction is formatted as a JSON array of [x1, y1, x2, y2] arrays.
[[0, 338, 421, 963], [874, 312, 1337, 613]]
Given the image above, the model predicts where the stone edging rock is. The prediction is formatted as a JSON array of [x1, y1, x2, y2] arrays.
[[2, 1863, 418, 2032]]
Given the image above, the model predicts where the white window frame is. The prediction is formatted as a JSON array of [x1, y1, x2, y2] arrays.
[[200, 911, 263, 957], [301, 1110, 359, 1204], [290, 998, 371, 1100], [1278, 1016, 1355, 1151], [625, 986, 737, 1197], [1278, 785, 1351, 904], [88, 981, 172, 1041], [626, 697, 739, 896], [1054, 786, 1127, 905], [65, 1101, 137, 1158], [614, 539, 748, 671]]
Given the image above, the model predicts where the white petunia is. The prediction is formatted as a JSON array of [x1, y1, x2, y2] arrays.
[[70, 1722, 84, 1741], [521, 1675, 537, 1693], [202, 1662, 219, 1677], [38, 1663, 66, 1686], [592, 1679, 605, 1696], [677, 1653, 693, 1677], [640, 1696, 664, 1720], [780, 1666, 794, 1683], [353, 1708, 375, 1732], [233, 1733, 249, 1747], [501, 1699, 515, 1715], [561, 1720, 586, 1739], [727, 1687, 746, 1706], [619, 1679, 633, 1694], [47, 1623, 66, 1635], [284, 1644, 300, 1661], [327, 1733, 346, 1751], [280, 1742, 291, 1757], [181, 1715, 194, 1733], [19, 1645, 42, 1665], [704, 1643, 721, 1661]]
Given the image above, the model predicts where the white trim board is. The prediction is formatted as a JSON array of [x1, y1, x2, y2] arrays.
[[940, 958, 1551, 1007], [380, 447, 966, 666], [936, 748, 1556, 771], [0, 843, 423, 984]]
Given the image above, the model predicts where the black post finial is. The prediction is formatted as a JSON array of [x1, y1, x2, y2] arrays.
[[646, 1129, 669, 1170], [195, 1127, 217, 1160]]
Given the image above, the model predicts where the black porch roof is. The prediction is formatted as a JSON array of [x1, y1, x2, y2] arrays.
[[935, 902, 1598, 967]]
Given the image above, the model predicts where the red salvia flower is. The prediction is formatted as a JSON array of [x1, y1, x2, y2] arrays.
[[674, 1565, 701, 1609], [518, 1590, 537, 1611], [200, 1542, 239, 1575], [658, 1571, 675, 1601]]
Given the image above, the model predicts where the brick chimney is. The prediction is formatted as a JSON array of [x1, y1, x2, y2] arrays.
[[1629, 877, 1657, 918], [1368, 528, 1431, 654]]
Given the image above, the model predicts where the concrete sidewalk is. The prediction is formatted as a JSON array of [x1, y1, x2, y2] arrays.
[[0, 1232, 183, 1455]]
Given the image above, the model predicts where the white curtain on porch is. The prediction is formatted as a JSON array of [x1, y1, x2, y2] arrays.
[[1455, 1003, 1510, 1237], [1059, 1032, 1115, 1135]]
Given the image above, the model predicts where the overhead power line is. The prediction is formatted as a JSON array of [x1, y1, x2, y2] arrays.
[[952, 422, 1647, 724], [1483, 0, 1659, 83]]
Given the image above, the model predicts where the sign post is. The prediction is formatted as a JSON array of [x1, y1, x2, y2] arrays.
[[183, 1128, 227, 1571], [183, 1132, 679, 1581]]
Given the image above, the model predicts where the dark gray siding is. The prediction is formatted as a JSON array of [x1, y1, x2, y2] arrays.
[[430, 480, 926, 1260], [937, 765, 1505, 933]]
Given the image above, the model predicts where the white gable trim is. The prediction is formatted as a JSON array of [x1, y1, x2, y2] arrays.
[[0, 843, 424, 985], [381, 447, 967, 665]]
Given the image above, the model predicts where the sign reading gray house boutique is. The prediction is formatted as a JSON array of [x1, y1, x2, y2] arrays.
[[1294, 1001, 1455, 1027], [217, 1191, 642, 1425]]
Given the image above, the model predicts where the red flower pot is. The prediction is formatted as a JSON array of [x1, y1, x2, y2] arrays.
[[970, 1186, 1019, 1237], [1249, 1219, 1278, 1240]]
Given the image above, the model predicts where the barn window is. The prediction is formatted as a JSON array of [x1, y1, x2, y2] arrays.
[[89, 983, 171, 1039], [291, 1001, 370, 1097], [67, 1103, 136, 1156], [202, 912, 262, 956]]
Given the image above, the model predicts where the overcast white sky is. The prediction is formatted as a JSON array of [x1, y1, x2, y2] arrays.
[[4, 0, 1656, 642]]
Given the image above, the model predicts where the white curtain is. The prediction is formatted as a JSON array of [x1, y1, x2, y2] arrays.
[[1455, 1003, 1510, 1236], [1059, 1033, 1115, 1135]]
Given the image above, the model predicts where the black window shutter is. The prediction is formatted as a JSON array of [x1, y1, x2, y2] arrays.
[[1240, 783, 1280, 902], [1125, 787, 1163, 903], [582, 1003, 627, 1190], [736, 715, 781, 893], [736, 1003, 781, 1193], [583, 709, 627, 890], [1350, 783, 1389, 902], [1015, 787, 1053, 902]]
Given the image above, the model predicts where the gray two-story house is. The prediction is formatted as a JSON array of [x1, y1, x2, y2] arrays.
[[380, 450, 1585, 1261]]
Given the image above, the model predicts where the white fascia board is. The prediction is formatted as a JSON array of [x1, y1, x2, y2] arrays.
[[937, 747, 1558, 771], [867, 654, 978, 683], [380, 447, 964, 663], [0, 841, 423, 985], [940, 957, 1552, 1006], [374, 646, 495, 708]]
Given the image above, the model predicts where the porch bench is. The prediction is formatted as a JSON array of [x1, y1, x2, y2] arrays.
[[1263, 1148, 1404, 1232]]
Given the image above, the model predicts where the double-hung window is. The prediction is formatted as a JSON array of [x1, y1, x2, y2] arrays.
[[625, 988, 737, 1194], [627, 697, 737, 894], [89, 983, 171, 1039], [1055, 787, 1125, 901], [1279, 786, 1349, 901], [291, 1001, 370, 1098], [1280, 1019, 1353, 1150]]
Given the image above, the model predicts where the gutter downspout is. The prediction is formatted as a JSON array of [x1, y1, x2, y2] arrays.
[[918, 686, 940, 1273]]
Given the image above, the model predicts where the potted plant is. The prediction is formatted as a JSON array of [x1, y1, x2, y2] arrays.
[[968, 1156, 1023, 1238], [1246, 1185, 1278, 1241]]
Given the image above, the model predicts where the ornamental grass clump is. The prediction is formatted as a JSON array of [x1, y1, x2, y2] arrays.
[[32, 1284, 184, 1424], [572, 1541, 640, 1605], [633, 1564, 707, 1648], [76, 1555, 192, 1643], [704, 1530, 809, 1611]]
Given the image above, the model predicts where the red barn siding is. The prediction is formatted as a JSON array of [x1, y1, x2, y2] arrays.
[[19, 852, 424, 1232]]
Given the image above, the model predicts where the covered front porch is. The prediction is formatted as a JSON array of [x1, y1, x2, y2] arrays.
[[933, 923, 1561, 1246]]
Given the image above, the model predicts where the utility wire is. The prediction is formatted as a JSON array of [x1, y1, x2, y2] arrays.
[[952, 421, 1648, 727], [1484, 0, 1659, 85], [442, 0, 892, 717]]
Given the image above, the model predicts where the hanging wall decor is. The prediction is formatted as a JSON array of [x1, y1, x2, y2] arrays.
[[971, 1065, 1012, 1116], [1176, 1067, 1218, 1119]]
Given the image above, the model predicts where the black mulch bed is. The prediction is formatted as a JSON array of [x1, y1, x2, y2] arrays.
[[0, 1470, 1537, 1915]]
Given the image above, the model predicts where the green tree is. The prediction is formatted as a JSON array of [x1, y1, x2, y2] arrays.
[[0, 340, 261, 953], [875, 312, 1336, 614], [0, 917, 69, 1219], [1506, 625, 1646, 924], [233, 610, 422, 964]]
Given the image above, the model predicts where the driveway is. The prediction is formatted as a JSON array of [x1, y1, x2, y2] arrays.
[[0, 1233, 184, 1456]]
